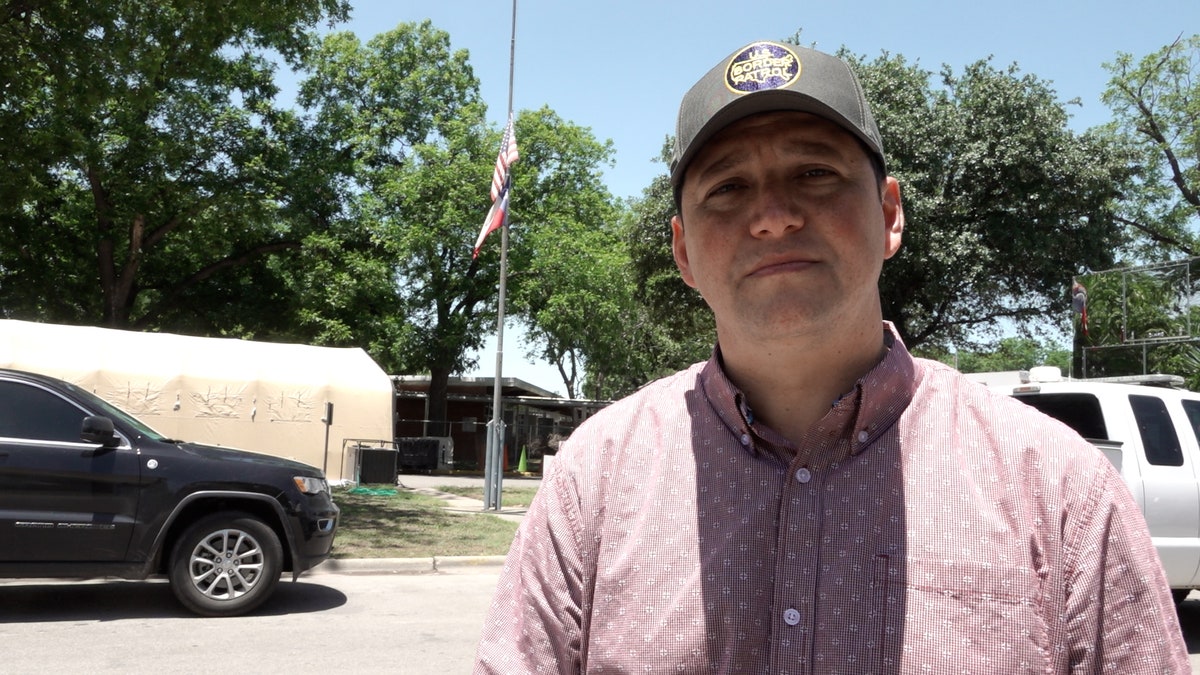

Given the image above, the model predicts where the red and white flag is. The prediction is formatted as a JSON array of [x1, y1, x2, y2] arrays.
[[1072, 279, 1088, 336], [474, 187, 510, 258], [473, 117, 519, 258]]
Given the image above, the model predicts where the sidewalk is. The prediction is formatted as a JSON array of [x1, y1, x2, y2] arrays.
[[312, 477, 530, 576], [404, 484, 530, 525]]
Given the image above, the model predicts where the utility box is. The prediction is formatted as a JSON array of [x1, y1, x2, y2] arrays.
[[397, 436, 454, 473]]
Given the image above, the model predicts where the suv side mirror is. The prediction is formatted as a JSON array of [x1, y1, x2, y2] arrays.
[[81, 416, 120, 448]]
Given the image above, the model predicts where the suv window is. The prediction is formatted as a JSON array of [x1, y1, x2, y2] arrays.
[[1012, 393, 1108, 440], [1130, 394, 1184, 467], [0, 380, 91, 442], [1181, 400, 1200, 452]]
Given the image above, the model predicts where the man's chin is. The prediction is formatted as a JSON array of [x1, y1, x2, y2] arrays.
[[728, 303, 838, 340]]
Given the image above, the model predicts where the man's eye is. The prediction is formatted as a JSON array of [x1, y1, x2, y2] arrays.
[[709, 182, 740, 196]]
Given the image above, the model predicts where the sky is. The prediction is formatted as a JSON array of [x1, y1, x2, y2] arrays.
[[308, 0, 1199, 396]]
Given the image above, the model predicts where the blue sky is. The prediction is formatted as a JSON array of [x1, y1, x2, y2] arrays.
[[313, 0, 1198, 395]]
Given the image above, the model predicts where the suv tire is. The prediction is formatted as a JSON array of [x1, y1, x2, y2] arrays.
[[168, 512, 283, 617]]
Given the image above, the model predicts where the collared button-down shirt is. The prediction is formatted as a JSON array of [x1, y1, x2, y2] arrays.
[[475, 325, 1188, 674]]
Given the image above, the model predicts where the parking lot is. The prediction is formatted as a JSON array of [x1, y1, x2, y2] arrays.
[[5, 561, 1200, 672], [0, 569, 499, 674], [5, 471, 1200, 673]]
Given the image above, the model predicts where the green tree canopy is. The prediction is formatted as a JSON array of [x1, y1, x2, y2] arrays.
[[855, 52, 1133, 351], [297, 22, 618, 424], [1101, 34, 1200, 261], [504, 108, 621, 399], [0, 0, 350, 331], [622, 45, 1135, 379], [1070, 260, 1200, 388], [514, 218, 625, 399], [614, 143, 715, 396], [922, 336, 1070, 375]]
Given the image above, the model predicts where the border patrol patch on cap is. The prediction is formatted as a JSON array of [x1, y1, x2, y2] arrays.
[[725, 42, 801, 94]]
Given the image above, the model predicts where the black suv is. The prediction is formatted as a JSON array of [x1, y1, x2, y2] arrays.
[[0, 368, 339, 616]]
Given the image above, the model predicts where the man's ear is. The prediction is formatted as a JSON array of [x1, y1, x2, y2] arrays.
[[671, 215, 698, 289], [881, 177, 904, 260]]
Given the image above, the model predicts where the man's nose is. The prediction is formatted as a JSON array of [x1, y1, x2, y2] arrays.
[[750, 182, 802, 238]]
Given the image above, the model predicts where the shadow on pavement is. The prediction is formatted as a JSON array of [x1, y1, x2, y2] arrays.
[[0, 577, 347, 622]]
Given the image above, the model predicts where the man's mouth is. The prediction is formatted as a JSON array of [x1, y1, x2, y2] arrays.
[[748, 255, 816, 277]]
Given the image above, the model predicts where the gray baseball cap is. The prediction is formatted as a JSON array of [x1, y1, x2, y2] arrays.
[[670, 41, 886, 193]]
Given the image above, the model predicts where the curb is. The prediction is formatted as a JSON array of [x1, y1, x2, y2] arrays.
[[309, 555, 507, 576]]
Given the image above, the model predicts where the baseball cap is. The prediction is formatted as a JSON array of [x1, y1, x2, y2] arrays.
[[670, 40, 886, 193]]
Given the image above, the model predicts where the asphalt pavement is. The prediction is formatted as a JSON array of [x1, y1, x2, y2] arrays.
[[8, 472, 1198, 671]]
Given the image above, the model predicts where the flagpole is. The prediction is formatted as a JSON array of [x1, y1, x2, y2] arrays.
[[484, 0, 517, 511]]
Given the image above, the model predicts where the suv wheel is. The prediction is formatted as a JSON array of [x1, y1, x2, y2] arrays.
[[168, 512, 283, 617]]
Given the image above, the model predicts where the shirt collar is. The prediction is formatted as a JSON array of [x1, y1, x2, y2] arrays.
[[699, 322, 919, 458]]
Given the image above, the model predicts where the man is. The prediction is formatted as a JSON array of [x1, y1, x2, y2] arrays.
[[475, 40, 1188, 673]]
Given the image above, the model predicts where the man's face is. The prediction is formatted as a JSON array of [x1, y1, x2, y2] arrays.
[[671, 111, 904, 344]]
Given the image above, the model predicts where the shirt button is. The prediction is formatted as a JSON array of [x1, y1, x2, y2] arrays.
[[857, 430, 869, 443], [740, 433, 751, 446], [795, 468, 812, 484], [783, 608, 801, 626]]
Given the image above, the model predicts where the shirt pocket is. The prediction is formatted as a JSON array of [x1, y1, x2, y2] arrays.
[[888, 557, 1051, 674]]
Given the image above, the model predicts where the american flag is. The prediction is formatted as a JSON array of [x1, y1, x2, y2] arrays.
[[1072, 279, 1088, 336], [490, 117, 519, 202], [474, 187, 510, 258], [474, 117, 519, 258]]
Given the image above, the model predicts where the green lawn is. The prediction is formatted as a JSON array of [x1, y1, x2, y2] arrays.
[[329, 484, 531, 559], [431, 485, 541, 507]]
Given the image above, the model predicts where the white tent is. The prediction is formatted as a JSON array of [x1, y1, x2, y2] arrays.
[[0, 320, 394, 481]]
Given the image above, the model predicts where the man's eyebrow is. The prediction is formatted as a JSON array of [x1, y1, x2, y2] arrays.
[[692, 151, 749, 185], [776, 137, 848, 161], [692, 138, 849, 185]]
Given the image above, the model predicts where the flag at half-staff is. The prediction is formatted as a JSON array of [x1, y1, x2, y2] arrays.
[[1072, 279, 1088, 336], [473, 116, 520, 258]]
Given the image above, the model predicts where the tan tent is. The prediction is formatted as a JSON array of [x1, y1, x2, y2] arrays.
[[0, 320, 393, 481]]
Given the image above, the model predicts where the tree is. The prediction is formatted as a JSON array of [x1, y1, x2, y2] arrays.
[[297, 21, 494, 434], [299, 23, 618, 429], [616, 145, 714, 396], [518, 181, 709, 401], [921, 336, 1070, 374], [622, 47, 1136, 372], [255, 106, 404, 353], [0, 0, 351, 331], [1101, 35, 1200, 261], [505, 109, 621, 400], [1071, 260, 1200, 388], [852, 52, 1134, 352], [514, 220, 625, 399]]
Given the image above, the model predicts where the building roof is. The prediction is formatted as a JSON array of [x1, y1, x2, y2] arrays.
[[390, 375, 611, 411]]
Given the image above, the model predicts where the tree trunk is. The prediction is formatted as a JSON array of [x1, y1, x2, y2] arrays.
[[427, 364, 451, 438]]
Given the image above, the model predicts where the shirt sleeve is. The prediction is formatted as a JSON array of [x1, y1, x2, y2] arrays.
[[1061, 459, 1190, 672], [474, 467, 589, 674]]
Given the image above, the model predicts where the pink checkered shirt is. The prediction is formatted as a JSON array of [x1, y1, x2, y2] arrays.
[[475, 325, 1188, 673]]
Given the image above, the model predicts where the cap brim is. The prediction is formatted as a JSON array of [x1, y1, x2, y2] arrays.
[[670, 90, 885, 190]]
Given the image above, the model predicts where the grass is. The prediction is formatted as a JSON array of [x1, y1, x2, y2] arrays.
[[328, 483, 535, 559], [432, 485, 541, 507]]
